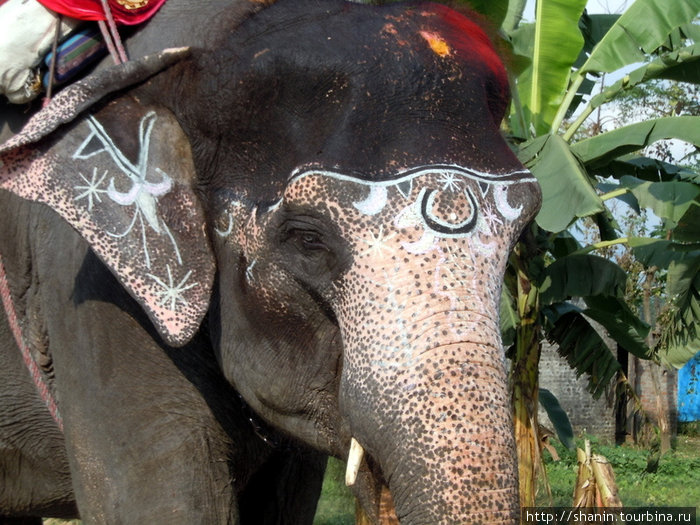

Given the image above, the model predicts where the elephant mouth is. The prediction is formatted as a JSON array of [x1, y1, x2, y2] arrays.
[[346, 442, 400, 524]]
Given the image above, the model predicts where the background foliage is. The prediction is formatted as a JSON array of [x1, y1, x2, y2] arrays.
[[499, 0, 700, 506]]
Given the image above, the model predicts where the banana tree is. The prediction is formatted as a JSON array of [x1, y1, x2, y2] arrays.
[[493, 0, 700, 507]]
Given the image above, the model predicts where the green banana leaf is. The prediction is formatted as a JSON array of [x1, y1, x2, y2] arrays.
[[543, 303, 621, 399], [579, 0, 700, 74], [591, 157, 698, 183], [575, 13, 620, 69], [538, 388, 575, 450], [627, 238, 700, 368], [539, 254, 628, 305], [550, 231, 582, 260], [461, 0, 509, 29], [571, 116, 700, 168], [501, 0, 527, 34], [566, 13, 620, 116], [515, 0, 587, 134], [659, 255, 700, 368], [629, 237, 700, 269], [674, 203, 700, 242], [617, 177, 700, 225], [593, 208, 623, 242], [518, 134, 603, 232], [583, 296, 651, 360], [587, 42, 700, 112]]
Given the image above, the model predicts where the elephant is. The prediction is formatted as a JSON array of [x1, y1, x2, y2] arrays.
[[0, 0, 542, 523]]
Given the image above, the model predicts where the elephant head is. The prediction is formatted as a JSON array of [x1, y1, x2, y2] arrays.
[[0, 1, 540, 523]]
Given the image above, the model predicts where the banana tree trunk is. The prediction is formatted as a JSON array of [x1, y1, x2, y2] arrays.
[[510, 240, 543, 509]]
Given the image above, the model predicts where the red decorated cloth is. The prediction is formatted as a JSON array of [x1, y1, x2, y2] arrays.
[[35, 0, 167, 25]]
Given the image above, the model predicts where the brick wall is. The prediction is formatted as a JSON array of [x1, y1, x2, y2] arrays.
[[538, 341, 616, 442], [538, 342, 678, 443]]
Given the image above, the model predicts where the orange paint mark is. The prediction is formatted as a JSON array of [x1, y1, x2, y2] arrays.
[[420, 31, 451, 57], [382, 22, 398, 36]]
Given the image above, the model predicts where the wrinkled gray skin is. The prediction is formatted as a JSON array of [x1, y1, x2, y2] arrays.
[[0, 0, 541, 523]]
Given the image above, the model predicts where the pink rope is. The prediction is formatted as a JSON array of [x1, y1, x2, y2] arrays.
[[100, 0, 129, 63], [98, 20, 123, 65], [0, 254, 63, 431]]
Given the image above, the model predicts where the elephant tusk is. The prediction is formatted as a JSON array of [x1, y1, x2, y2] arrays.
[[345, 437, 365, 487]]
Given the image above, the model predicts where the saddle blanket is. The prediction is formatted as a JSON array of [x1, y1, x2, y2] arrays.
[[36, 0, 168, 25]]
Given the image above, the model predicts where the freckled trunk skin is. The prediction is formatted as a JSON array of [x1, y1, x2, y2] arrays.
[[337, 269, 519, 524], [280, 167, 539, 523], [346, 342, 518, 524]]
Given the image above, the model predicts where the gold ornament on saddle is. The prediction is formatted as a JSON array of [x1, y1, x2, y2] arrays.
[[116, 0, 150, 9]]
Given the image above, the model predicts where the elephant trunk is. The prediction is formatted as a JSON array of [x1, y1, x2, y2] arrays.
[[329, 169, 531, 523], [339, 309, 519, 524]]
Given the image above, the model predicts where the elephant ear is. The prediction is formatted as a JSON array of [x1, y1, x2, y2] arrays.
[[0, 49, 215, 347]]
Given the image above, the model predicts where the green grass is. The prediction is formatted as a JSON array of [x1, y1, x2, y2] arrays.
[[313, 457, 355, 525], [318, 434, 700, 523], [538, 434, 700, 520]]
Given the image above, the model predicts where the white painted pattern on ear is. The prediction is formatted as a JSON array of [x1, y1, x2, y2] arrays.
[[72, 111, 182, 269], [74, 168, 108, 211], [147, 265, 197, 311]]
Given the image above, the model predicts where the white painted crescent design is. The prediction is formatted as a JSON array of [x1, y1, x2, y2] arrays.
[[353, 185, 388, 215]]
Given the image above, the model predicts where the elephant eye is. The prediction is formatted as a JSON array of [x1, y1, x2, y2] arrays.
[[290, 229, 327, 252]]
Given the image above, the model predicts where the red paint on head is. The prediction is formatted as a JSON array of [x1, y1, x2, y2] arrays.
[[420, 3, 507, 85]]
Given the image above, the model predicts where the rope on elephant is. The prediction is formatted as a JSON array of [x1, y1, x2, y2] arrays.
[[98, 0, 129, 64], [0, 254, 63, 431]]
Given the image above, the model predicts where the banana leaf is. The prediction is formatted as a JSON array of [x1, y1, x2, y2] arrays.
[[538, 388, 575, 450], [460, 0, 509, 29], [583, 296, 651, 360], [587, 42, 700, 112], [571, 116, 700, 168], [628, 237, 700, 269], [579, 0, 700, 74], [515, 0, 587, 134], [543, 303, 621, 399], [539, 253, 628, 305], [591, 156, 698, 183], [659, 256, 700, 368], [599, 177, 700, 225], [519, 134, 603, 232]]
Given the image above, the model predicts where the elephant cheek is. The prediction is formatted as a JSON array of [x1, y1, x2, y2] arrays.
[[338, 320, 519, 524]]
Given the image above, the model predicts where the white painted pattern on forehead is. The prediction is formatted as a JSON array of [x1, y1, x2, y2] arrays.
[[288, 164, 537, 187], [287, 164, 537, 240]]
